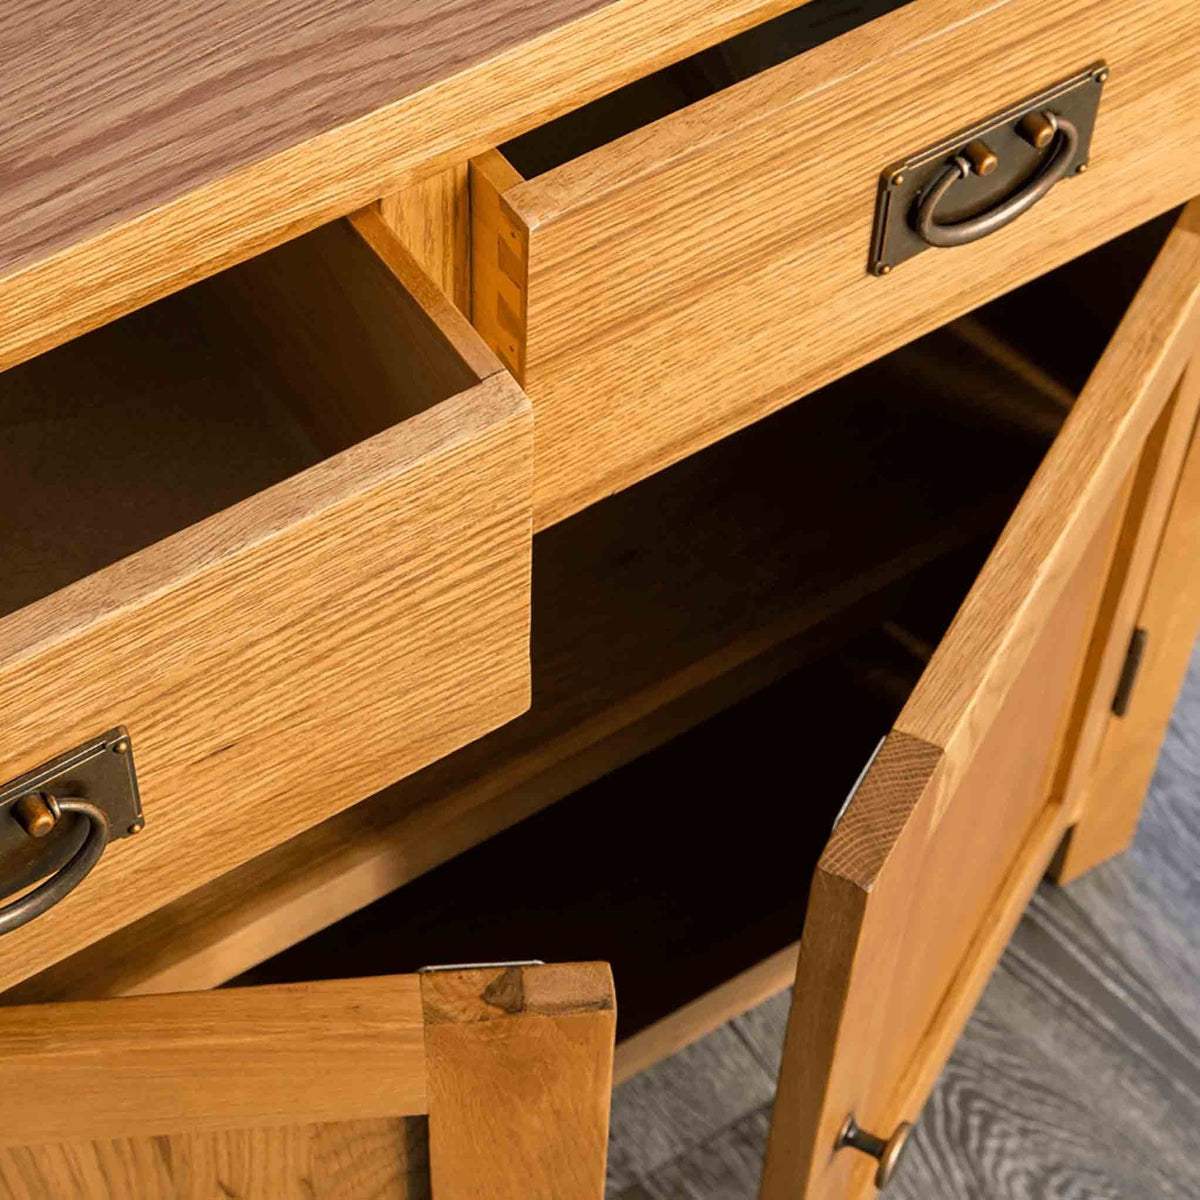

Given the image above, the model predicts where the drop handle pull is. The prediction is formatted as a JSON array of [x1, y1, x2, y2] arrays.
[[0, 793, 110, 936], [0, 728, 144, 936], [835, 1114, 913, 1188], [915, 112, 1079, 248]]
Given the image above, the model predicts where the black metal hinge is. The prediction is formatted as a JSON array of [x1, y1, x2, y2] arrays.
[[1111, 627, 1148, 717]]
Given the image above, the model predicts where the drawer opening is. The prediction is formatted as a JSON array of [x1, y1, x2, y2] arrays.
[[500, 0, 915, 181], [6, 217, 1172, 1057], [0, 216, 488, 621]]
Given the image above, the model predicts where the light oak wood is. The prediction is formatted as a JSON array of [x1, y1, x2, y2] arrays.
[[0, 977, 427, 1145], [0, 1119, 431, 1200], [1050, 362, 1200, 849], [422, 962, 616, 1199], [1056, 369, 1200, 880], [475, 0, 1200, 528], [379, 165, 473, 314], [471, 150, 530, 382], [614, 942, 798, 1085], [0, 219, 534, 992], [0, 0, 800, 373], [4, 328, 1047, 1004], [0, 962, 613, 1198], [761, 202, 1200, 1200]]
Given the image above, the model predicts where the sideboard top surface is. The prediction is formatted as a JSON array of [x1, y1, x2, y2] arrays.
[[0, 0, 607, 280], [0, 0, 800, 371]]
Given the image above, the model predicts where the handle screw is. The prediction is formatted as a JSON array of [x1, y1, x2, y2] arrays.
[[113, 739, 130, 755]]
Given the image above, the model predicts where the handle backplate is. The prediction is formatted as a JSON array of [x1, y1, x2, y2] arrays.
[[0, 728, 143, 902], [868, 62, 1107, 276]]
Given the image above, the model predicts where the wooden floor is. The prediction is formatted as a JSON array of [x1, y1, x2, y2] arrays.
[[607, 643, 1200, 1198]]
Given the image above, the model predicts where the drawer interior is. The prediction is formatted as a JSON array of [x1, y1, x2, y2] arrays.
[[0, 218, 482, 620], [501, 0, 914, 179], [8, 216, 1174, 1061]]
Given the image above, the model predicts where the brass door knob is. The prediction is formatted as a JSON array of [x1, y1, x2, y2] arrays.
[[836, 1114, 913, 1188]]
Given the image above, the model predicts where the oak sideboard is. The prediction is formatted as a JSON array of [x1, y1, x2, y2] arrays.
[[2, 1, 1199, 1196]]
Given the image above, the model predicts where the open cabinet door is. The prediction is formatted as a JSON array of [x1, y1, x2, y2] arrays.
[[0, 962, 615, 1199], [760, 202, 1200, 1199]]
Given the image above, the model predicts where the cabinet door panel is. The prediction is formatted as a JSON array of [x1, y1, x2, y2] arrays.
[[0, 962, 615, 1200], [762, 200, 1200, 1199]]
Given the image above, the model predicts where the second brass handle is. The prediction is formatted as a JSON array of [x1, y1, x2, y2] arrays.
[[0, 796, 110, 936], [915, 112, 1079, 248]]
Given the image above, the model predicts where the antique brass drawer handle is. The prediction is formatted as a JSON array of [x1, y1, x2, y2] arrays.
[[836, 1114, 913, 1188], [0, 795, 110, 936], [915, 112, 1079, 248], [869, 64, 1105, 275], [0, 728, 144, 936]]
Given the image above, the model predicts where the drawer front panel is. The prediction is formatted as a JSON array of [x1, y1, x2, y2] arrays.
[[0, 219, 533, 991], [475, 0, 1200, 528]]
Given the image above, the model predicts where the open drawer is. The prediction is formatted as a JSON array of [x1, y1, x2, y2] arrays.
[[471, 0, 1200, 528], [0, 961, 615, 1199], [0, 211, 533, 989]]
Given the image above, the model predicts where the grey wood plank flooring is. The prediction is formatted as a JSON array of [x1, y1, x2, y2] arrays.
[[608, 643, 1200, 1198]]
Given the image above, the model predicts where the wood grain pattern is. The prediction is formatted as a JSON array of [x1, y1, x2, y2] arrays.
[[610, 674, 1200, 1198], [765, 495, 1125, 1200], [0, 1120, 431, 1200], [761, 204, 1200, 1200], [1057, 378, 1200, 879], [0, 0, 799, 372], [0, 977, 427, 1146], [1066, 650, 1200, 1041], [186, 212, 498, 454], [477, 0, 1200, 528], [898, 204, 1200, 783], [422, 963, 616, 1199], [761, 731, 941, 1200], [0, 215, 534, 992], [379, 165, 473, 314], [0, 964, 619, 1196], [4, 327, 1047, 1005], [471, 150, 530, 382], [1048, 363, 1200, 875]]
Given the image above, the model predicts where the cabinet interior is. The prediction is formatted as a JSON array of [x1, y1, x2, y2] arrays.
[[0, 218, 476, 620], [6, 214, 1177, 1065], [18, 215, 1155, 1039]]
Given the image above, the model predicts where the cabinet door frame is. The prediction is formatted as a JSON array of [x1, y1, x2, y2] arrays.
[[761, 201, 1200, 1200], [0, 962, 615, 1200], [1053, 361, 1200, 881]]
